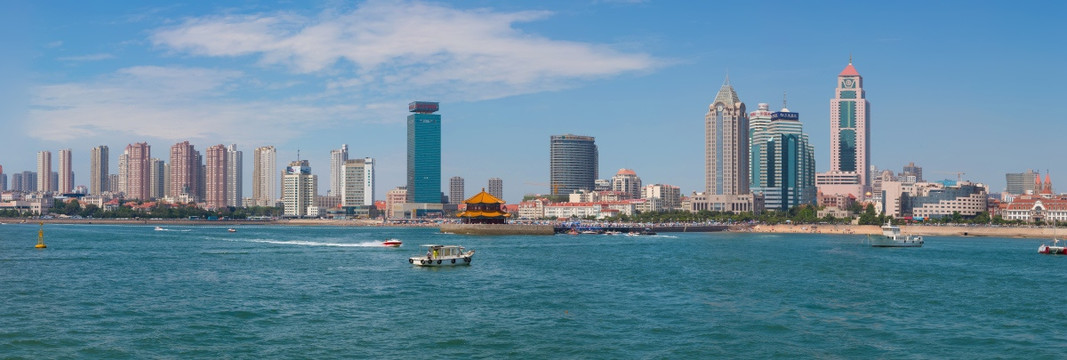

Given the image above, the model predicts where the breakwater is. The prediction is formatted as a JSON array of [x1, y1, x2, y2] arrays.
[[440, 223, 555, 235]]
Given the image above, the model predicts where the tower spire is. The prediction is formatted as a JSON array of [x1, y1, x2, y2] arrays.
[[849, 52, 853, 64], [724, 71, 730, 86], [783, 91, 788, 110]]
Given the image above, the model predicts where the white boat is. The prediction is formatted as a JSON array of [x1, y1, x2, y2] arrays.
[[154, 226, 164, 231], [1038, 239, 1066, 254], [383, 239, 403, 247], [868, 221, 923, 247], [409, 244, 474, 266], [227, 228, 237, 233]]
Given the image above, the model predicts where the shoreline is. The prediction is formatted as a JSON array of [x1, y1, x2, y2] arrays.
[[1, 218, 1057, 238]]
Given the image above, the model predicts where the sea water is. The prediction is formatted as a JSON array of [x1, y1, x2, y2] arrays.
[[2, 224, 1066, 358]]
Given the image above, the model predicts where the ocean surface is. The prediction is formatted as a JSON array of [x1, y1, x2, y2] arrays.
[[2, 223, 1066, 359]]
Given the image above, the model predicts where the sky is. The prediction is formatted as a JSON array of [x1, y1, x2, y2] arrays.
[[2, 0, 1065, 203]]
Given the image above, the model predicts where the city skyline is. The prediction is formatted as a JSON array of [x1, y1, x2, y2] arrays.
[[2, 1, 1063, 203]]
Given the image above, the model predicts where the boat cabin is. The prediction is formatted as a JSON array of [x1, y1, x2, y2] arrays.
[[421, 244, 466, 259]]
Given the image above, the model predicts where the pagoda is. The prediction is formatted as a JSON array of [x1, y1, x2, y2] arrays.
[[456, 188, 511, 224]]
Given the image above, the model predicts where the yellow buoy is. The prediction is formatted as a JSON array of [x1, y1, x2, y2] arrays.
[[35, 222, 46, 249]]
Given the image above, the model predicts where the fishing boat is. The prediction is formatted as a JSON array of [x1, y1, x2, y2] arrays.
[[383, 239, 403, 247], [868, 221, 923, 247], [409, 244, 474, 266]]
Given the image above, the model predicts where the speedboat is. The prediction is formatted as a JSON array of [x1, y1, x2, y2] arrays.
[[868, 221, 923, 247], [154, 226, 164, 231], [383, 239, 403, 247], [1039, 239, 1066, 254], [227, 228, 237, 233], [409, 244, 474, 266]]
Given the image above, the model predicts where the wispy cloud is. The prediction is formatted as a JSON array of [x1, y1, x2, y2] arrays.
[[57, 53, 116, 61], [151, 0, 659, 99], [27, 1, 660, 143]]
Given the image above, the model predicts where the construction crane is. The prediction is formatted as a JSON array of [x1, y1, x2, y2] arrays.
[[933, 171, 965, 183]]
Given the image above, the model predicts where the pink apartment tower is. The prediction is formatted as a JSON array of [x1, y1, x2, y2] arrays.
[[205, 144, 228, 209], [125, 143, 151, 200]]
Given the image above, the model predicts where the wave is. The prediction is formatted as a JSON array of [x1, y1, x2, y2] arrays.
[[230, 238, 391, 247]]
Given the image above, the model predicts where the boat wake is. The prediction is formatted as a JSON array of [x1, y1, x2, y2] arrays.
[[156, 228, 192, 232], [232, 238, 390, 247]]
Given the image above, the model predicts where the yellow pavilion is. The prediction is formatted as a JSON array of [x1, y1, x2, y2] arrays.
[[456, 189, 511, 224]]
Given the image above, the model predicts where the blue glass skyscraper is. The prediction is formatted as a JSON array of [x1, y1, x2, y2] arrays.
[[407, 101, 441, 204]]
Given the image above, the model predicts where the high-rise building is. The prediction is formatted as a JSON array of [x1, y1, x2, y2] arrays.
[[817, 59, 870, 198], [329, 144, 348, 196], [750, 104, 816, 211], [253, 146, 277, 207], [36, 151, 52, 193], [117, 150, 128, 195], [108, 174, 119, 193], [1006, 170, 1040, 195], [385, 186, 408, 219], [694, 77, 759, 212], [902, 162, 923, 183], [14, 171, 37, 192], [90, 145, 109, 195], [58, 149, 73, 193], [170, 141, 202, 201], [488, 177, 503, 201], [150, 158, 167, 199], [205, 144, 228, 209], [282, 160, 316, 217], [407, 101, 441, 204], [0, 165, 5, 191], [449, 176, 464, 205], [611, 169, 642, 199], [642, 184, 682, 211], [125, 142, 151, 200], [341, 157, 375, 209], [227, 144, 243, 207], [550, 134, 598, 196]]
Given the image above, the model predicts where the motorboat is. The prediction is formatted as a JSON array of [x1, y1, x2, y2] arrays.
[[1038, 239, 1066, 254], [227, 228, 237, 233], [409, 244, 474, 266], [868, 221, 923, 247], [383, 239, 403, 247], [639, 228, 657, 235], [154, 226, 164, 231]]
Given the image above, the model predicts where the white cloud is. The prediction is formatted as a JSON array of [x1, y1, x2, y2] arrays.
[[57, 53, 116, 61], [151, 0, 658, 100], [27, 66, 368, 143]]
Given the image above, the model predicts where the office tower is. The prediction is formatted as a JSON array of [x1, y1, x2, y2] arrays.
[[488, 177, 503, 201], [341, 157, 375, 208], [170, 141, 202, 201], [0, 165, 5, 191], [36, 151, 52, 193], [117, 150, 128, 195], [204, 145, 227, 209], [329, 144, 348, 196], [125, 142, 151, 200], [57, 149, 73, 193], [449, 176, 464, 204], [149, 158, 166, 199], [253, 146, 277, 206], [750, 104, 816, 211], [407, 101, 441, 203], [227, 144, 242, 207], [550, 134, 598, 196], [611, 169, 642, 199], [694, 76, 759, 212], [1006, 170, 1040, 195], [282, 160, 316, 217], [90, 145, 109, 195], [817, 59, 870, 198]]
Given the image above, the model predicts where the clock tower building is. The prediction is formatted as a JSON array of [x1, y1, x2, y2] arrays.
[[816, 60, 870, 199]]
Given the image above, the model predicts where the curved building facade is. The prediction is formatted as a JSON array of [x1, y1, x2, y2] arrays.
[[550, 134, 598, 196]]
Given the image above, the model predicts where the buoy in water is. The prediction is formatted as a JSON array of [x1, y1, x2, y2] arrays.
[[35, 222, 47, 249]]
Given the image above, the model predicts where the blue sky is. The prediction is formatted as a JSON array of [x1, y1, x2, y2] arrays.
[[2, 0, 1064, 203]]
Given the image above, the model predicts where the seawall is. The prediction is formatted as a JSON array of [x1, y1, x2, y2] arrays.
[[440, 223, 555, 235]]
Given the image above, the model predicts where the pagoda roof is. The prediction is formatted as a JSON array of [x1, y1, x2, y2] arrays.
[[839, 63, 860, 76], [464, 189, 505, 205]]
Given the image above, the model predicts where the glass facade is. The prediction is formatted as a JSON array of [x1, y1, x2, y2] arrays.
[[838, 130, 857, 172], [550, 134, 598, 196], [839, 90, 857, 99], [407, 109, 441, 204]]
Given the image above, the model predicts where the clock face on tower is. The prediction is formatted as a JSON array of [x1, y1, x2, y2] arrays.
[[841, 78, 856, 88]]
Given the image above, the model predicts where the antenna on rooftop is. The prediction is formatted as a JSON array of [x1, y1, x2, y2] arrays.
[[297, 149, 301, 161], [783, 91, 788, 109]]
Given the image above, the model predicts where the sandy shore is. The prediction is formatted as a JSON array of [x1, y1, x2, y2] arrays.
[[745, 224, 1057, 239]]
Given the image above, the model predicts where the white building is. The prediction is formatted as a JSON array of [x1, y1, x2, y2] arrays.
[[329, 144, 348, 196], [341, 158, 375, 207], [253, 146, 277, 207], [544, 201, 637, 220], [611, 169, 642, 199], [282, 160, 316, 217], [642, 184, 681, 211], [226, 144, 243, 207]]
